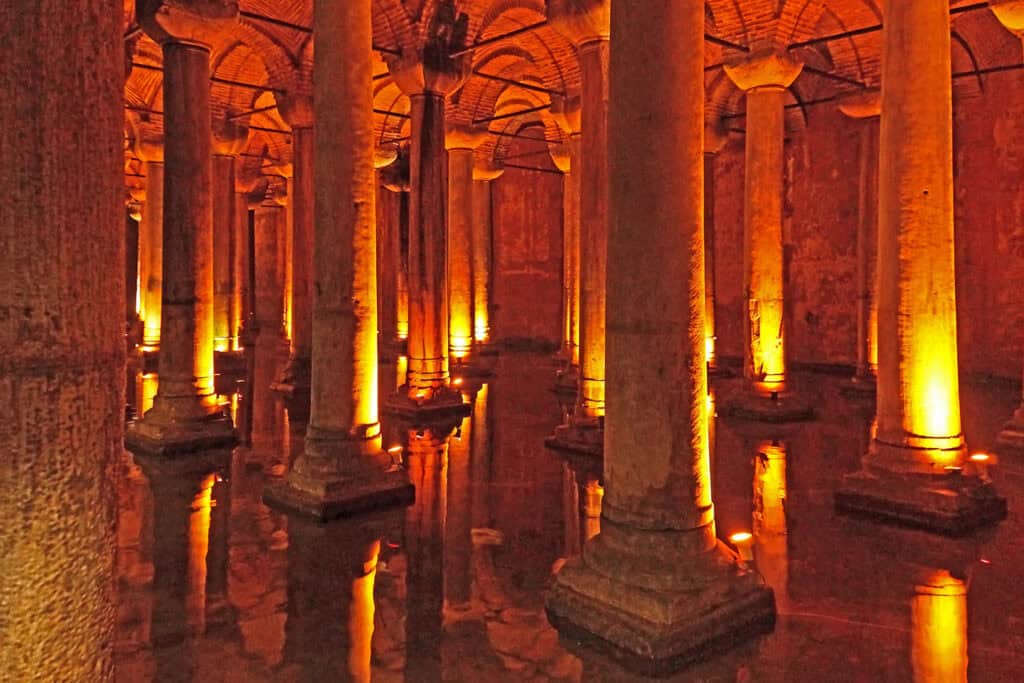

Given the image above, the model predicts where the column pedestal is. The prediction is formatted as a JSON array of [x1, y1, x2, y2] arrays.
[[996, 407, 1024, 451]]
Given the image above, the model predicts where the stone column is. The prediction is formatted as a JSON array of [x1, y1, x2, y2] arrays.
[[991, 5, 1024, 448], [384, 28, 471, 418], [704, 120, 729, 375], [375, 146, 401, 357], [836, 0, 1005, 533], [254, 197, 287, 342], [752, 439, 789, 611], [273, 95, 314, 395], [546, 0, 610, 455], [378, 146, 411, 350], [234, 178, 267, 349], [126, 197, 144, 347], [552, 94, 583, 388], [136, 148, 165, 350], [546, 2, 774, 672], [127, 1, 237, 454], [212, 117, 248, 354], [264, 0, 412, 520], [445, 125, 487, 365], [472, 161, 503, 350], [0, 1, 122, 676], [837, 91, 881, 397], [723, 50, 812, 421]]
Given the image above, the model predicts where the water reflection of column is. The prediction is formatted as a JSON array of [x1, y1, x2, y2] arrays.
[[470, 385, 491, 531], [280, 517, 388, 681], [205, 474, 231, 630], [114, 456, 155, 679], [581, 478, 603, 542], [561, 463, 582, 559], [404, 425, 452, 682], [752, 440, 789, 610], [911, 570, 967, 683], [445, 413, 473, 608]]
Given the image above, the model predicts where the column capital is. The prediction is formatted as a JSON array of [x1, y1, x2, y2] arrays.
[[263, 183, 288, 208], [136, 0, 237, 49], [837, 89, 881, 119], [548, 142, 571, 173], [133, 136, 164, 163], [127, 198, 144, 221], [473, 160, 504, 182], [991, 1, 1024, 32], [242, 178, 269, 208], [211, 115, 248, 156], [379, 146, 410, 191], [276, 92, 314, 129], [704, 119, 730, 155], [374, 146, 399, 170], [723, 48, 803, 92], [547, 0, 610, 47], [551, 93, 582, 136], [445, 124, 487, 151], [235, 170, 265, 196]]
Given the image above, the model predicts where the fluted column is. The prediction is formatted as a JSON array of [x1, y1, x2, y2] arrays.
[[722, 50, 813, 421], [273, 95, 314, 395], [472, 161, 503, 350], [546, 2, 774, 672], [704, 120, 729, 375], [838, 91, 881, 395], [836, 0, 1005, 533], [384, 17, 472, 418], [136, 143, 164, 350], [264, 0, 412, 520], [0, 1, 122, 675], [445, 124, 487, 365], [212, 117, 248, 354], [546, 0, 609, 456], [127, 1, 236, 454]]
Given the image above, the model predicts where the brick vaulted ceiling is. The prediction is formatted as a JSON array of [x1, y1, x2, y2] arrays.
[[123, 1, 1023, 197]]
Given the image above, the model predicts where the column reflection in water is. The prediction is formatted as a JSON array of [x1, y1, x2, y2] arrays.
[[446, 410, 474, 610], [114, 454, 156, 680], [752, 439, 789, 610], [403, 423, 453, 681], [912, 570, 968, 683]]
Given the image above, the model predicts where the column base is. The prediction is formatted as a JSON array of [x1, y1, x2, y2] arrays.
[[706, 363, 734, 380], [835, 469, 1007, 536], [554, 364, 580, 394], [270, 355, 311, 396], [383, 386, 471, 421], [545, 418, 603, 457], [126, 407, 236, 456], [839, 372, 876, 399], [214, 349, 248, 376], [996, 411, 1024, 453], [380, 337, 408, 363], [719, 389, 815, 423], [546, 543, 775, 676], [450, 354, 496, 379], [476, 341, 500, 357], [263, 467, 414, 522]]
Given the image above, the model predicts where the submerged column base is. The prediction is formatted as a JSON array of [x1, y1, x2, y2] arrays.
[[545, 416, 603, 457], [546, 539, 775, 676], [835, 468, 1006, 535], [270, 354, 312, 396], [839, 371, 877, 399], [996, 408, 1024, 452], [719, 389, 814, 423], [449, 353, 497, 379], [264, 438, 414, 521], [126, 400, 236, 456], [383, 385, 471, 421]]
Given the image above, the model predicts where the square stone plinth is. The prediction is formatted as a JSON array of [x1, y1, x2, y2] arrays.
[[263, 470, 415, 522], [719, 392, 815, 423], [383, 391, 471, 421], [125, 413, 237, 456], [996, 417, 1024, 453], [835, 470, 1007, 535], [545, 422, 603, 457], [546, 558, 775, 676], [838, 374, 877, 399]]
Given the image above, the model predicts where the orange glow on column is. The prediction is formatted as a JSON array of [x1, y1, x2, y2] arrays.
[[912, 571, 967, 683], [753, 441, 789, 607], [582, 479, 603, 542], [704, 333, 715, 366], [139, 372, 158, 415], [447, 144, 478, 360], [348, 539, 380, 683]]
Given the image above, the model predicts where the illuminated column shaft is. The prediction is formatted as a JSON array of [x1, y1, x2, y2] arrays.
[[254, 202, 287, 337], [266, 0, 410, 519], [471, 164, 502, 344], [875, 0, 963, 467], [231, 184, 250, 348], [376, 180, 399, 348], [446, 127, 485, 361], [577, 39, 609, 418], [128, 27, 235, 453], [857, 119, 880, 378], [445, 415, 472, 606], [212, 154, 237, 352], [548, 2, 774, 665], [0, 1, 122, 675], [140, 160, 164, 346], [397, 191, 410, 340], [407, 93, 450, 394], [703, 121, 728, 371], [743, 87, 787, 390], [566, 134, 582, 365]]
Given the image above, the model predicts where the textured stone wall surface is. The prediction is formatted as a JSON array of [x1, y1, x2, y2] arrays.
[[713, 78, 1024, 380], [491, 141, 564, 347], [0, 1, 124, 679]]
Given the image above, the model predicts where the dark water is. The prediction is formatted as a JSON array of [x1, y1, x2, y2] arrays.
[[114, 341, 1024, 681]]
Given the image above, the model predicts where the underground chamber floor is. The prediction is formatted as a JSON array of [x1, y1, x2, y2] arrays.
[[115, 343, 1024, 681]]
